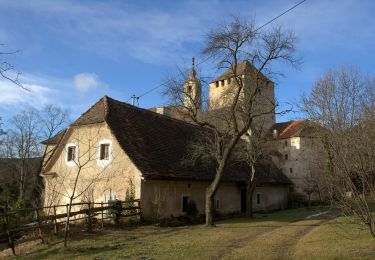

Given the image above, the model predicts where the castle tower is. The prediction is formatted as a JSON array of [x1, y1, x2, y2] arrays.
[[183, 57, 202, 110]]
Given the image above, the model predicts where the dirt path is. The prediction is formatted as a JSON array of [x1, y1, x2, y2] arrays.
[[218, 213, 336, 260]]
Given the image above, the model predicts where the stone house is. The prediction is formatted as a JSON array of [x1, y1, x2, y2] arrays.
[[41, 60, 328, 218], [268, 120, 324, 194], [41, 96, 292, 219]]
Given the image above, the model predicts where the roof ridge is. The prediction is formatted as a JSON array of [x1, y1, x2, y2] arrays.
[[103, 95, 110, 119], [105, 96, 205, 130]]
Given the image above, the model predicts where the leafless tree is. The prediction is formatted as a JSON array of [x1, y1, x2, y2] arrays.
[[300, 66, 375, 237], [9, 109, 42, 200], [237, 127, 269, 217], [0, 105, 68, 205], [164, 17, 298, 226], [40, 124, 121, 248], [0, 44, 24, 89]]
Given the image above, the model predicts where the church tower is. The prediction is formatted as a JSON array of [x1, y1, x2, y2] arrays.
[[183, 57, 202, 110]]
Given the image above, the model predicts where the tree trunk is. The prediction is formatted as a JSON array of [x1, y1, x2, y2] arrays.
[[205, 190, 215, 226], [246, 180, 256, 218], [246, 164, 256, 218], [63, 200, 72, 248]]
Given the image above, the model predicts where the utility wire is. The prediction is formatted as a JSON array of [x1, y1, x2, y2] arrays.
[[255, 0, 307, 32], [127, 0, 308, 104]]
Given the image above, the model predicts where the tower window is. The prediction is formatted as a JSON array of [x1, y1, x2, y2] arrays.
[[216, 199, 220, 209], [227, 78, 231, 84], [285, 154, 288, 160], [289, 168, 293, 173], [215, 81, 219, 88], [221, 80, 225, 86], [284, 140, 288, 147], [256, 193, 261, 205], [187, 85, 192, 93]]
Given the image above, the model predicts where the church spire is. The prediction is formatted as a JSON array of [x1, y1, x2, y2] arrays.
[[189, 57, 196, 79], [183, 57, 202, 110]]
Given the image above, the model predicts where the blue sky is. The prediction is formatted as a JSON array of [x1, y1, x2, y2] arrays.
[[0, 0, 374, 123]]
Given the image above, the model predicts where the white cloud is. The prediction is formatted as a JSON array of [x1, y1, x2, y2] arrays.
[[0, 80, 53, 107], [73, 73, 107, 93]]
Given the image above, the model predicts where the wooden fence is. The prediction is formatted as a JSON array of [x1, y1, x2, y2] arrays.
[[0, 199, 141, 255]]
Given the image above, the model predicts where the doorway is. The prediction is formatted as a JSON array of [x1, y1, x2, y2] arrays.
[[240, 188, 247, 213]]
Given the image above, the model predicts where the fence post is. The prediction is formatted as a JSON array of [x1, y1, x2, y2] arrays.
[[53, 205, 58, 235], [4, 214, 16, 255], [65, 204, 69, 231], [35, 209, 44, 242], [87, 202, 92, 232], [101, 202, 104, 229]]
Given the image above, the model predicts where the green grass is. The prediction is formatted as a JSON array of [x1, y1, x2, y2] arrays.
[[8, 206, 375, 259]]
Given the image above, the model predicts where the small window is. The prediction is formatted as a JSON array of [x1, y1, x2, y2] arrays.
[[216, 199, 220, 209], [227, 78, 231, 84], [256, 88, 261, 95], [187, 85, 192, 93], [285, 154, 288, 160], [100, 144, 110, 160], [289, 168, 293, 173], [67, 146, 76, 162], [256, 193, 261, 205], [182, 196, 189, 212], [284, 140, 288, 147], [215, 81, 219, 88], [221, 80, 225, 86]]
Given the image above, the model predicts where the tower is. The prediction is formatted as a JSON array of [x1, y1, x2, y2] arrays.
[[183, 57, 202, 110]]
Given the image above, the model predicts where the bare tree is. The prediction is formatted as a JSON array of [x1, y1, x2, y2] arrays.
[[0, 44, 23, 89], [9, 109, 42, 200], [41, 124, 121, 248], [164, 17, 298, 226], [0, 105, 68, 206], [300, 66, 375, 237]]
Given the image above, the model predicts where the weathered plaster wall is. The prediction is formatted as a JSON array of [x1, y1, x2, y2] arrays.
[[140, 179, 289, 219], [43, 122, 142, 214]]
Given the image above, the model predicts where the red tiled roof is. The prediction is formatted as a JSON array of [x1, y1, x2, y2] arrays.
[[271, 120, 314, 139]]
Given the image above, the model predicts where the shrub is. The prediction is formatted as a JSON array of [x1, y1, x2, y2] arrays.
[[112, 200, 123, 224]]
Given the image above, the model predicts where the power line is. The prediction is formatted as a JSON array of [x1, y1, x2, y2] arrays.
[[127, 0, 308, 104], [255, 0, 307, 32]]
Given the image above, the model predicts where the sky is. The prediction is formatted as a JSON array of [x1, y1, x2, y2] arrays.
[[0, 0, 375, 123]]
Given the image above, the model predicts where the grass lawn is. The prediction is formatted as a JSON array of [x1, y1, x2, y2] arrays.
[[6, 207, 375, 259]]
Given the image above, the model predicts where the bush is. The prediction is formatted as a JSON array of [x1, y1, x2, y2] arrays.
[[112, 200, 123, 224]]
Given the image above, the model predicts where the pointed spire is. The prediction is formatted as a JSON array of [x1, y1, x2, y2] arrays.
[[189, 57, 196, 79]]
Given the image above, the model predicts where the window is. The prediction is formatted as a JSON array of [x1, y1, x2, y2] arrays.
[[221, 80, 225, 86], [182, 196, 189, 212], [256, 193, 261, 205], [187, 85, 192, 93], [67, 146, 76, 162], [216, 199, 220, 209], [215, 81, 219, 88], [289, 168, 293, 173], [284, 154, 288, 160], [284, 140, 288, 147], [227, 78, 231, 84], [97, 140, 112, 167], [100, 144, 110, 160], [256, 88, 261, 95]]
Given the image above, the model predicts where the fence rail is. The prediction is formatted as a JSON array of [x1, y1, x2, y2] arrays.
[[0, 199, 141, 255]]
